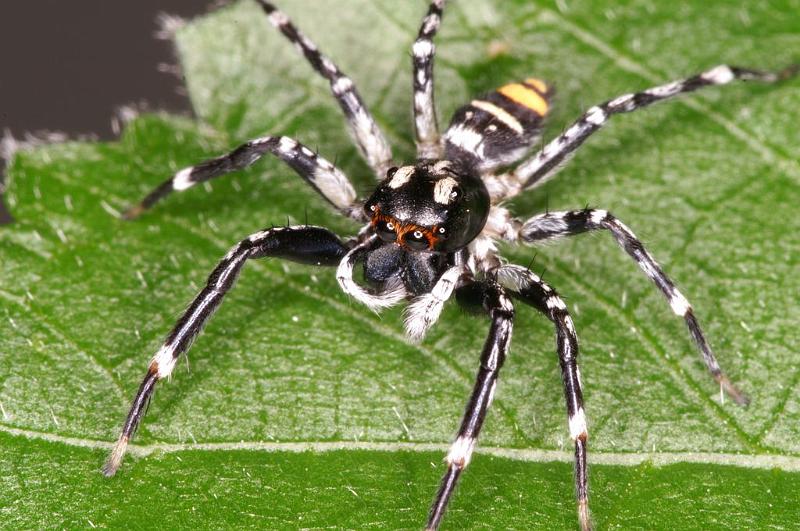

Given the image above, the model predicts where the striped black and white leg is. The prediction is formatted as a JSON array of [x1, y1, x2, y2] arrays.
[[517, 208, 748, 405], [123, 135, 360, 220], [103, 225, 350, 477], [426, 281, 514, 531], [403, 264, 464, 342], [496, 264, 590, 530], [500, 63, 800, 199], [412, 0, 447, 159], [255, 0, 393, 178]]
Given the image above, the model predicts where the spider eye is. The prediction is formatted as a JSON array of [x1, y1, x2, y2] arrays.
[[386, 166, 399, 178], [375, 220, 397, 242], [403, 229, 430, 250]]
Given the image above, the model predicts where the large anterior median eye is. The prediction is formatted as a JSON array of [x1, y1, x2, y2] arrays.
[[403, 229, 430, 250], [375, 220, 397, 242]]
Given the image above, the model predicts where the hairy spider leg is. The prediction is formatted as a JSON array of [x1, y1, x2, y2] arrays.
[[412, 0, 447, 159], [488, 63, 800, 201], [123, 135, 360, 220], [255, 0, 394, 178], [515, 208, 748, 405], [103, 225, 350, 477], [403, 264, 464, 342], [426, 281, 515, 531], [496, 264, 591, 531]]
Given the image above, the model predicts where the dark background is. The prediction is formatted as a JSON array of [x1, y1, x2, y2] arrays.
[[0, 0, 210, 223]]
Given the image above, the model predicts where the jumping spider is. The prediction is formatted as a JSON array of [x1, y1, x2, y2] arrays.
[[104, 1, 798, 529]]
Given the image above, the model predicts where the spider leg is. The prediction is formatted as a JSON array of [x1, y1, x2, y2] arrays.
[[515, 208, 748, 405], [496, 264, 590, 531], [426, 280, 514, 530], [403, 264, 464, 342], [123, 135, 361, 220], [255, 0, 393, 178], [412, 0, 447, 159], [492, 63, 799, 201], [103, 225, 350, 477]]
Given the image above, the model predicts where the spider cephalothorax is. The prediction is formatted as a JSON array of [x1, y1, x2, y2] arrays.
[[104, 1, 797, 529], [365, 161, 490, 252]]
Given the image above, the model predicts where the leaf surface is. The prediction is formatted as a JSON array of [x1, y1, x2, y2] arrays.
[[2, 0, 799, 528]]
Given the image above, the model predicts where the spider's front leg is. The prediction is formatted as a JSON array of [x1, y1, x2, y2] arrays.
[[255, 0, 393, 178], [426, 280, 514, 530], [512, 208, 747, 405], [103, 225, 350, 476], [123, 134, 360, 221], [496, 264, 591, 531], [412, 0, 447, 159]]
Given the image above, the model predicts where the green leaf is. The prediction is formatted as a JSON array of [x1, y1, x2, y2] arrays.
[[2, 0, 799, 528]]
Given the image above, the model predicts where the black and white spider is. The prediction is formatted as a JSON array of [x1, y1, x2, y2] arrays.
[[104, 1, 798, 529]]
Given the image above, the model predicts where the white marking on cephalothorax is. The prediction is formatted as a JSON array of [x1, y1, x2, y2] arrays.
[[585, 106, 607, 125], [433, 176, 458, 204], [388, 166, 415, 188], [569, 408, 588, 440], [172, 167, 195, 191], [470, 99, 524, 134], [702, 65, 735, 84], [669, 290, 691, 316], [446, 436, 476, 468]]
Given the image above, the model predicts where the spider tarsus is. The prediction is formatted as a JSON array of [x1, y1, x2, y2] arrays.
[[578, 498, 592, 531], [777, 63, 800, 81], [121, 203, 146, 221], [102, 435, 129, 477], [717, 375, 750, 407]]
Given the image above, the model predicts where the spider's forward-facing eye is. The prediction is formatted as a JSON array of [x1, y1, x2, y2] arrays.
[[375, 219, 397, 242], [403, 229, 430, 250]]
